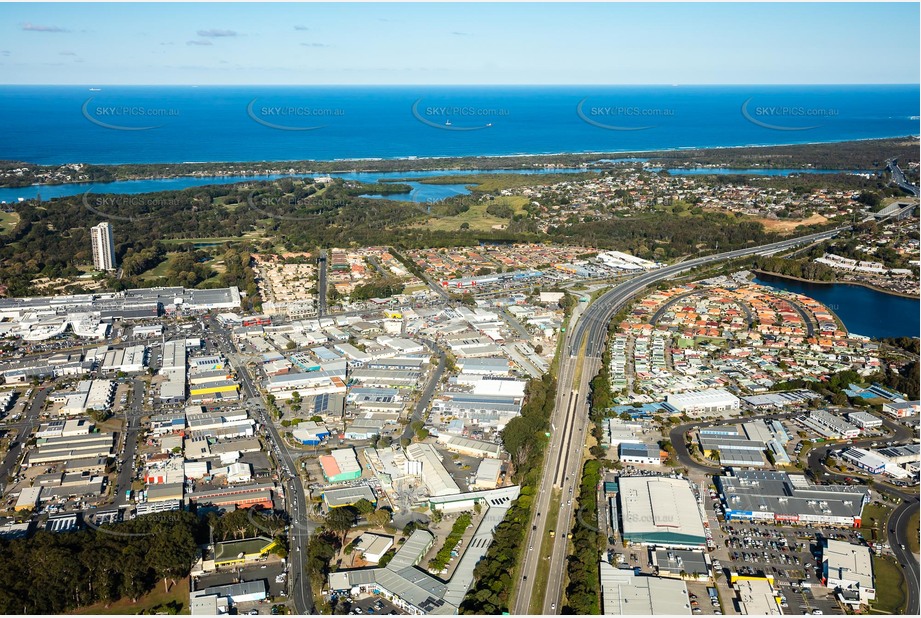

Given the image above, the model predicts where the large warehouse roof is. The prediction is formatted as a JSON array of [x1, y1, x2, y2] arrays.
[[406, 443, 461, 497], [717, 470, 868, 523], [699, 434, 765, 452], [320, 448, 362, 479], [328, 486, 520, 615], [665, 388, 740, 412], [618, 476, 707, 547], [717, 448, 766, 467], [599, 561, 691, 615], [321, 485, 376, 509], [824, 539, 874, 591]]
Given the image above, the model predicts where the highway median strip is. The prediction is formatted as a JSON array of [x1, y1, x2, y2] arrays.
[[528, 489, 562, 614]]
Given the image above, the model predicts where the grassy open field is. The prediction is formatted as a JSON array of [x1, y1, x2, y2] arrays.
[[71, 577, 190, 615], [138, 250, 228, 286], [161, 232, 263, 246], [0, 210, 20, 234], [907, 510, 919, 555], [869, 555, 907, 614], [693, 335, 728, 348], [702, 205, 830, 234], [138, 253, 178, 280], [861, 503, 894, 543], [420, 195, 529, 232], [403, 282, 429, 294], [161, 237, 239, 245], [572, 336, 589, 388], [653, 201, 697, 217], [417, 172, 598, 193]]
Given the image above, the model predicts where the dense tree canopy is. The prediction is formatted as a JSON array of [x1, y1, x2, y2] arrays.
[[461, 374, 556, 614], [0, 511, 201, 614]]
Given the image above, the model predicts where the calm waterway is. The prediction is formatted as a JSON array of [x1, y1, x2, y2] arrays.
[[0, 167, 594, 204], [753, 273, 920, 339]]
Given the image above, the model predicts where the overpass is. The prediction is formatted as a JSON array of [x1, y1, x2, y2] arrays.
[[872, 200, 917, 223], [886, 159, 920, 197]]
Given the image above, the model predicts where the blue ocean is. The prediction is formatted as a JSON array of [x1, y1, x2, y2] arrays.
[[0, 85, 917, 165]]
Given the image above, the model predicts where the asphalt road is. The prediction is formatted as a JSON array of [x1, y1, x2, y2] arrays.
[[803, 417, 920, 615], [542, 356, 596, 613], [887, 158, 920, 197], [209, 317, 317, 615], [569, 226, 846, 359], [670, 412, 790, 474], [521, 226, 848, 614], [888, 500, 920, 615], [415, 263, 451, 301], [805, 417, 914, 495], [113, 378, 147, 507], [400, 339, 445, 442], [0, 386, 49, 493], [317, 251, 328, 317], [786, 299, 817, 337], [500, 307, 531, 340], [512, 320, 592, 615], [670, 411, 919, 615]]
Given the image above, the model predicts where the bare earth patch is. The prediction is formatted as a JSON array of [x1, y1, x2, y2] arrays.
[[754, 213, 828, 233]]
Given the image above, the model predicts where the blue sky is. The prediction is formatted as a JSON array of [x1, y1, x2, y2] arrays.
[[1, 2, 918, 85]]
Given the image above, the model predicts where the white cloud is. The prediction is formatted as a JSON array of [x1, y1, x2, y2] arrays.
[[21, 22, 69, 33], [197, 29, 239, 38]]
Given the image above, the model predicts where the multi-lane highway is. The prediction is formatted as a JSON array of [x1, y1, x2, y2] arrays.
[[887, 158, 920, 197], [568, 227, 848, 359], [512, 323, 595, 615], [517, 226, 848, 614]]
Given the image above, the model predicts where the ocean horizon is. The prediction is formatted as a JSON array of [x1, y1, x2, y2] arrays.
[[1, 84, 918, 165]]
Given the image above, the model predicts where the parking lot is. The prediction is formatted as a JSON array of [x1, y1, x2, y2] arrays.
[[441, 450, 481, 490], [777, 581, 843, 616], [597, 461, 890, 617], [717, 521, 819, 578], [346, 594, 404, 615], [240, 450, 274, 477], [685, 583, 725, 615], [193, 560, 288, 614], [705, 506, 857, 615]]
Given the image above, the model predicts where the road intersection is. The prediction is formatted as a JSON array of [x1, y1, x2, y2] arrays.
[[514, 226, 848, 613]]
